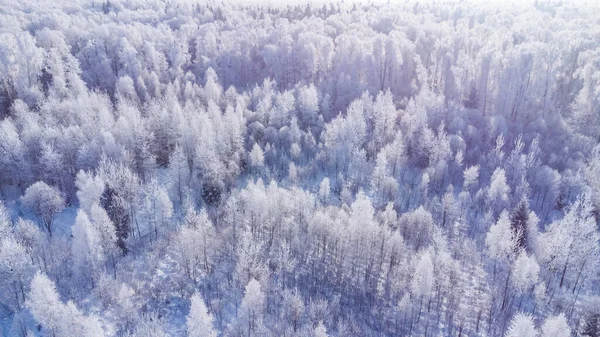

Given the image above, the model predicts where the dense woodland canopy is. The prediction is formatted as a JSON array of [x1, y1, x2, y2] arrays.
[[0, 0, 599, 336]]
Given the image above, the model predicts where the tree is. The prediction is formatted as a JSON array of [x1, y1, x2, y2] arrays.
[[486, 210, 520, 310], [511, 251, 539, 296], [318, 177, 330, 204], [411, 249, 434, 303], [27, 272, 62, 334], [171, 209, 214, 283], [203, 67, 222, 104], [249, 143, 264, 173], [99, 158, 141, 253], [582, 307, 600, 337], [463, 165, 479, 191], [538, 194, 599, 290], [39, 142, 65, 190], [398, 206, 434, 250], [372, 90, 397, 152], [583, 145, 600, 214], [142, 181, 173, 241], [239, 279, 266, 337], [0, 237, 34, 313], [371, 35, 402, 91], [168, 145, 190, 207], [568, 63, 600, 142], [89, 204, 118, 261], [0, 119, 27, 186], [71, 210, 105, 284], [95, 275, 137, 331], [371, 150, 398, 207], [486, 211, 519, 266], [314, 321, 329, 337], [541, 313, 571, 337], [505, 313, 537, 337], [100, 185, 130, 254], [21, 181, 65, 236], [27, 272, 105, 337], [128, 312, 168, 337], [234, 229, 267, 294], [486, 168, 511, 215], [282, 289, 304, 332], [296, 83, 320, 131], [510, 200, 529, 250], [14, 218, 42, 259], [0, 201, 10, 239], [187, 292, 217, 337], [75, 170, 105, 214]]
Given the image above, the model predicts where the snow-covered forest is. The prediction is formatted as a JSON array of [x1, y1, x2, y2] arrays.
[[0, 0, 599, 336]]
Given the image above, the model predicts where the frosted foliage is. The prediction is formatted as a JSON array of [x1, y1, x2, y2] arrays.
[[27, 272, 105, 337], [240, 279, 266, 335], [21, 181, 65, 235], [128, 313, 167, 337], [511, 251, 539, 294], [463, 165, 479, 190], [89, 204, 117, 251], [76, 170, 105, 213], [315, 321, 329, 337], [186, 293, 217, 337], [319, 177, 330, 201], [505, 313, 537, 337], [0, 237, 34, 312], [297, 84, 319, 126], [249, 143, 264, 168], [487, 168, 510, 205], [0, 202, 10, 239], [411, 250, 434, 298], [541, 314, 571, 337], [0, 1, 599, 336], [71, 210, 104, 279], [485, 211, 517, 263]]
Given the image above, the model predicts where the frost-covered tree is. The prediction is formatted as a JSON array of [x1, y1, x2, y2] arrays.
[[297, 83, 320, 131], [142, 180, 173, 241], [0, 202, 10, 239], [411, 249, 435, 318], [399, 206, 434, 251], [168, 144, 190, 207], [505, 313, 537, 337], [99, 158, 141, 252], [0, 238, 34, 313], [487, 168, 511, 215], [541, 313, 570, 337], [186, 292, 217, 337], [538, 194, 599, 291], [128, 312, 168, 337], [239, 279, 266, 337], [249, 143, 264, 175], [71, 210, 104, 283], [0, 1, 599, 336], [89, 204, 117, 260], [314, 321, 329, 337], [171, 208, 214, 283], [21, 181, 65, 236], [486, 211, 519, 266], [27, 272, 105, 337], [463, 165, 479, 191], [511, 251, 539, 295], [318, 177, 330, 204], [75, 170, 105, 214], [0, 119, 28, 186]]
